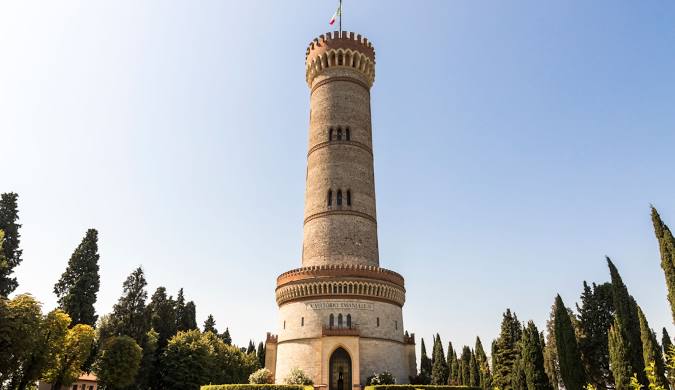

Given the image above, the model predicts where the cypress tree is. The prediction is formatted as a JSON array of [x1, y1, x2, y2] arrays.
[[469, 350, 480, 387], [475, 337, 492, 390], [183, 301, 197, 330], [175, 288, 187, 331], [663, 328, 675, 388], [109, 267, 149, 343], [494, 309, 522, 390], [431, 334, 449, 385], [420, 337, 432, 383], [521, 321, 552, 390], [609, 317, 631, 390], [53, 229, 100, 326], [543, 308, 560, 390], [651, 206, 675, 324], [221, 327, 232, 345], [637, 306, 667, 388], [257, 341, 265, 368], [0, 193, 22, 297], [607, 257, 648, 388], [511, 353, 527, 390], [576, 281, 614, 389], [447, 342, 457, 385], [147, 287, 177, 349], [247, 340, 256, 355], [553, 295, 585, 390], [460, 346, 471, 386], [204, 314, 218, 334]]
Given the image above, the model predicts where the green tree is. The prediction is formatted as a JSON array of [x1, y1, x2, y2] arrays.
[[609, 317, 631, 390], [147, 287, 177, 348], [44, 323, 96, 390], [475, 337, 492, 390], [94, 335, 142, 389], [460, 346, 471, 386], [420, 337, 432, 383], [511, 353, 527, 390], [8, 309, 70, 390], [0, 295, 44, 383], [446, 342, 457, 385], [204, 314, 218, 334], [494, 309, 522, 390], [109, 267, 149, 343], [521, 321, 552, 390], [553, 294, 585, 390], [608, 257, 647, 388], [469, 349, 480, 387], [651, 206, 675, 324], [637, 307, 667, 388], [247, 340, 256, 355], [543, 307, 560, 390], [160, 329, 257, 390], [663, 328, 674, 388], [175, 289, 197, 332], [0, 193, 23, 296], [431, 334, 449, 385], [257, 341, 266, 369], [54, 229, 100, 326], [222, 327, 232, 345], [577, 281, 614, 389], [136, 329, 158, 390]]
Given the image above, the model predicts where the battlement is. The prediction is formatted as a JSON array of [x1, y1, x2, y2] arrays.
[[266, 332, 278, 344], [306, 31, 375, 62], [305, 31, 376, 87]]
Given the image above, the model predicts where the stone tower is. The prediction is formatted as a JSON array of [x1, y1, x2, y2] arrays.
[[265, 32, 416, 389]]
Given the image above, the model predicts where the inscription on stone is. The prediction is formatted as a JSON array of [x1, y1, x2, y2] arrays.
[[306, 301, 374, 311]]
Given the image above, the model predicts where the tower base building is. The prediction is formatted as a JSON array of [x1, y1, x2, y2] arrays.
[[265, 32, 416, 389]]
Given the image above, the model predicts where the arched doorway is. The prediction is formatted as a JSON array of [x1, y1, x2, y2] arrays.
[[329, 347, 352, 390]]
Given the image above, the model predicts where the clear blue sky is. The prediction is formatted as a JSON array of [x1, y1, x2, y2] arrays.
[[2, 1, 675, 353]]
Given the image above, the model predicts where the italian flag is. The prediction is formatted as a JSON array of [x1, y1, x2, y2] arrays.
[[329, 3, 341, 26]]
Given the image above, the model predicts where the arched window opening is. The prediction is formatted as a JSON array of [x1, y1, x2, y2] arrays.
[[337, 190, 343, 206], [346, 314, 352, 329], [376, 317, 380, 327], [337, 128, 343, 140], [338, 314, 343, 328], [346, 128, 351, 141], [338, 53, 343, 66], [301, 317, 304, 326], [395, 320, 398, 330], [329, 128, 333, 141], [346, 190, 351, 206], [329, 313, 335, 328], [283, 320, 286, 329], [327, 190, 333, 207]]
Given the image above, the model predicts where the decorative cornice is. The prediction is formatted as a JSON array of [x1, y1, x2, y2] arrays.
[[277, 264, 405, 287], [311, 76, 370, 95], [275, 277, 406, 307], [307, 140, 373, 158], [304, 209, 376, 225]]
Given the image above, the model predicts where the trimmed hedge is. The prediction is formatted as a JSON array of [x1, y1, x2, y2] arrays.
[[202, 386, 314, 390], [364, 386, 481, 390]]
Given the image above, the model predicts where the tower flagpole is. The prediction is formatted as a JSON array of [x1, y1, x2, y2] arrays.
[[339, 0, 342, 37]]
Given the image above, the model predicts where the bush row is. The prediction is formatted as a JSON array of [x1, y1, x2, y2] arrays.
[[201, 385, 313, 390], [365, 386, 482, 390]]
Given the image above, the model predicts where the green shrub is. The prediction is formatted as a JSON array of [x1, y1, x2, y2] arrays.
[[283, 368, 314, 385], [249, 369, 274, 384], [366, 372, 397, 385], [364, 386, 481, 390], [202, 386, 312, 390]]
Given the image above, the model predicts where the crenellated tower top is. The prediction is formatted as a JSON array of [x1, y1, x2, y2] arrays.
[[305, 31, 376, 87]]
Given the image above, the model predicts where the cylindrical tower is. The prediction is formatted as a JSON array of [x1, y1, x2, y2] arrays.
[[267, 32, 416, 389], [302, 31, 378, 268]]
